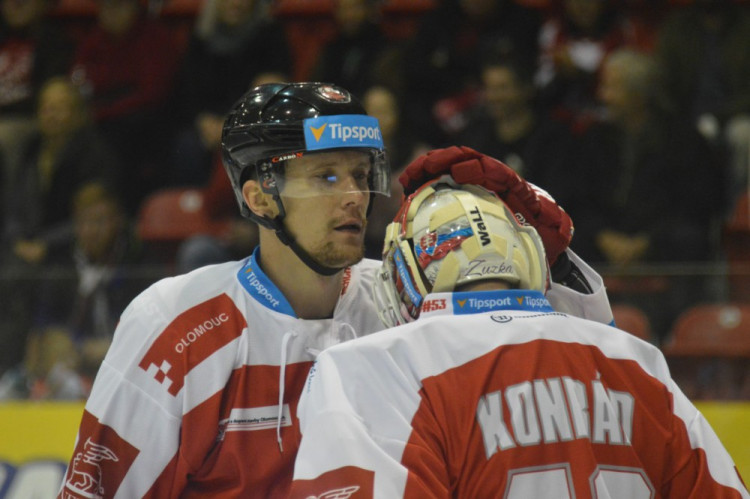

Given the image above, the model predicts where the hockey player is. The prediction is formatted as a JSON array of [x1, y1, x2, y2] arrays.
[[291, 178, 749, 498], [59, 83, 612, 497]]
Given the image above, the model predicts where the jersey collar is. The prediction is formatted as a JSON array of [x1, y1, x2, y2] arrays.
[[419, 289, 553, 320], [237, 247, 296, 317]]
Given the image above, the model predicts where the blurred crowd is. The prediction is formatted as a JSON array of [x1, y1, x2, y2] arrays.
[[1, 0, 749, 400]]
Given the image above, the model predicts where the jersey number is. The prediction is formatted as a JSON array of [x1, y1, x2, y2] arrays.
[[504, 464, 655, 498]]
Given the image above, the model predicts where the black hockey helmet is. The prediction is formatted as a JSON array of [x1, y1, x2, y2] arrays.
[[222, 82, 390, 222], [221, 82, 390, 275]]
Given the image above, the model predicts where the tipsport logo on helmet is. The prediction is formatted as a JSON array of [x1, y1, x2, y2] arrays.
[[304, 115, 384, 151]]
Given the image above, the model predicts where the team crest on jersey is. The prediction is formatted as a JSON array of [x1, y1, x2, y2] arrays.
[[64, 438, 119, 497], [315, 85, 351, 103], [138, 294, 246, 396]]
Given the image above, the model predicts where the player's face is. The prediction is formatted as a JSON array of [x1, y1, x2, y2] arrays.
[[281, 151, 371, 268]]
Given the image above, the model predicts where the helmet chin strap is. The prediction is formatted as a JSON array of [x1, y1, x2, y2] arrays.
[[273, 193, 376, 276], [270, 217, 343, 277], [252, 169, 375, 277]]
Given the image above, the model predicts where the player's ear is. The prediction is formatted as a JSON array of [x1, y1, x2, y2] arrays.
[[243, 180, 279, 219]]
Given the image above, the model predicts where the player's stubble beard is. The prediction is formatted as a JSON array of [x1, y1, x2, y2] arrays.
[[308, 218, 368, 269]]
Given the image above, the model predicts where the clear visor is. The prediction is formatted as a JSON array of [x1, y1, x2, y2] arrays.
[[273, 149, 390, 198]]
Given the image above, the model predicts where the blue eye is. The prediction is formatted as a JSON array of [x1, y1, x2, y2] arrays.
[[311, 169, 369, 189]]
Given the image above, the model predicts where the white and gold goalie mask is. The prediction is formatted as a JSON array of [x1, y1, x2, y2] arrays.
[[374, 177, 549, 327]]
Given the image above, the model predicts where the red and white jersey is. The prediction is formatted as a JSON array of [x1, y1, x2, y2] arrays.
[[58, 248, 613, 498], [59, 248, 384, 498], [291, 289, 749, 499]]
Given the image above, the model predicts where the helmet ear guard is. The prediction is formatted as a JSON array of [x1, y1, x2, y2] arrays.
[[234, 160, 286, 231], [374, 176, 549, 327]]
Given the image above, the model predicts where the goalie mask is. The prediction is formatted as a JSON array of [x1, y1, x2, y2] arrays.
[[222, 82, 390, 275], [374, 177, 549, 327]]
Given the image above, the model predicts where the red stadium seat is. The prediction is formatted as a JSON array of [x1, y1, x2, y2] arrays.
[[137, 188, 231, 264], [138, 188, 230, 242], [663, 303, 750, 400], [663, 303, 750, 357], [726, 189, 750, 233], [611, 304, 652, 342]]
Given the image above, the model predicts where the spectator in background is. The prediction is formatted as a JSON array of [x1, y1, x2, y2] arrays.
[[33, 181, 147, 343], [0, 0, 73, 196], [361, 84, 430, 259], [3, 76, 121, 265], [534, 0, 653, 128], [70, 0, 181, 213], [0, 181, 148, 400], [401, 0, 541, 145], [655, 0, 750, 211], [167, 0, 291, 187], [0, 78, 120, 375], [310, 0, 400, 99], [0, 326, 87, 400], [571, 49, 724, 265], [570, 49, 726, 339], [363, 84, 429, 174], [456, 56, 578, 209]]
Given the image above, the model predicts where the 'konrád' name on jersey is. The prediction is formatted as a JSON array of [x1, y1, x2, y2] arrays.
[[304, 114, 383, 151]]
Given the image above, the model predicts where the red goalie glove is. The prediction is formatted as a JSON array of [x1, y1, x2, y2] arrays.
[[399, 146, 574, 265]]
